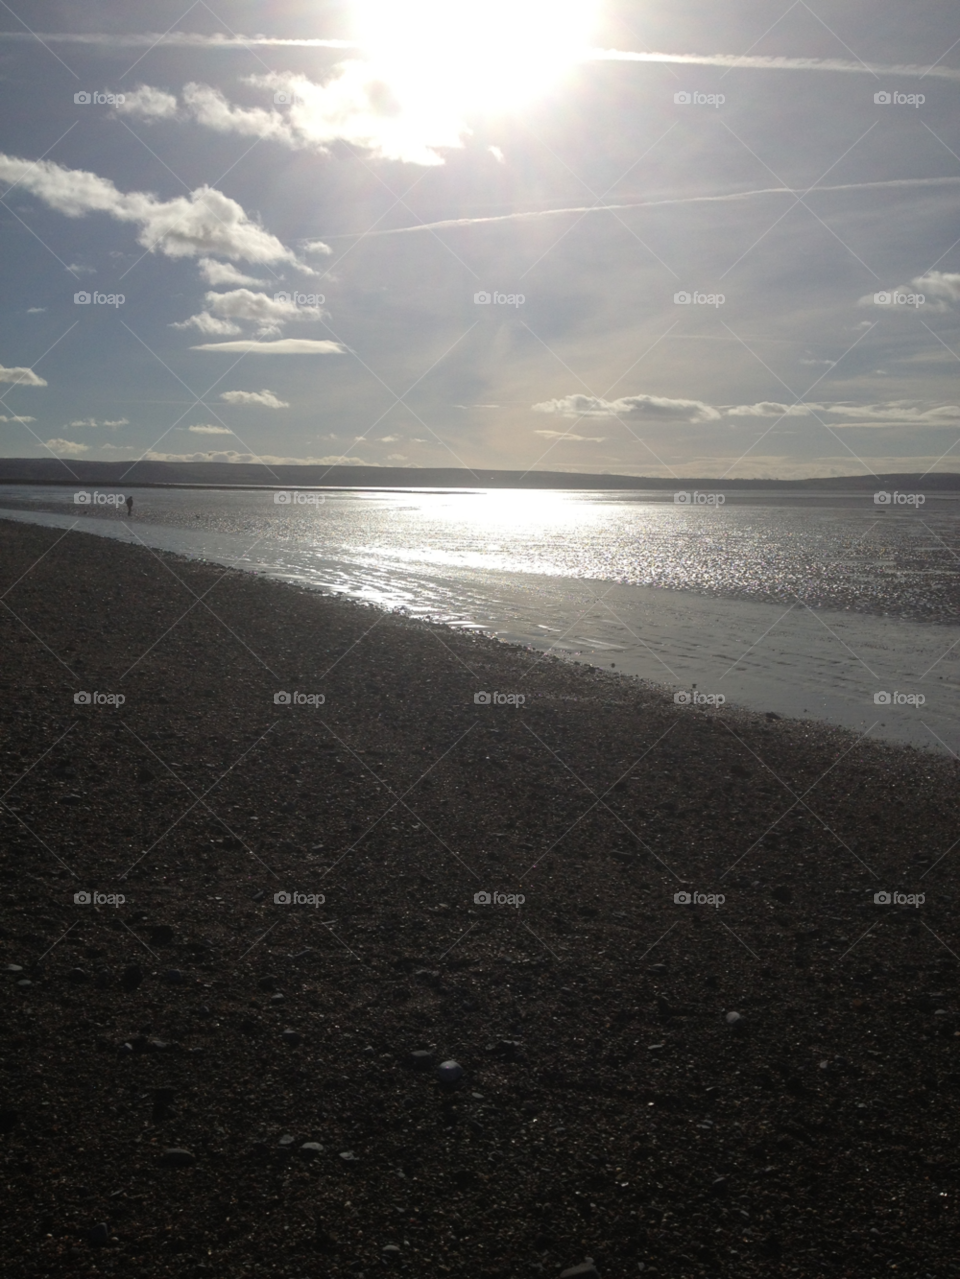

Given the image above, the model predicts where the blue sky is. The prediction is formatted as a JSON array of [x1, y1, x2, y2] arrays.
[[1, 0, 959, 479]]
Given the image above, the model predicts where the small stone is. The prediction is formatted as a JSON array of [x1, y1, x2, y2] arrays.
[[382, 1244, 401, 1254], [281, 1028, 302, 1045], [711, 1176, 729, 1195], [159, 1148, 195, 1168], [257, 976, 276, 992], [251, 889, 267, 903], [17, 979, 32, 988], [339, 1150, 359, 1162], [67, 967, 89, 984], [560, 1263, 599, 1278], [725, 1011, 743, 1025], [300, 1142, 324, 1158], [59, 794, 82, 806], [163, 969, 184, 984], [147, 1038, 169, 1052], [278, 1134, 296, 1148], [150, 925, 174, 945], [271, 993, 285, 1003], [121, 965, 143, 992], [437, 1060, 463, 1086], [87, 1222, 109, 1247], [409, 1049, 433, 1069], [647, 964, 667, 974], [4, 963, 23, 973]]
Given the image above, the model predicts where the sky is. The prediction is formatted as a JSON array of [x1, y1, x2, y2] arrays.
[[0, 0, 959, 480]]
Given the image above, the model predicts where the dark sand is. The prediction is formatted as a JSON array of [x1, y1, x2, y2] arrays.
[[1, 517, 958, 1278]]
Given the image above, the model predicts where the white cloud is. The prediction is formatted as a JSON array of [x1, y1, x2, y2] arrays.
[[138, 448, 372, 464], [188, 424, 234, 434], [0, 414, 35, 422], [198, 258, 269, 287], [116, 85, 179, 119], [190, 339, 346, 353], [488, 146, 505, 163], [301, 238, 333, 256], [860, 271, 960, 312], [202, 287, 323, 336], [0, 153, 299, 263], [219, 389, 289, 408], [176, 69, 466, 166], [379, 434, 401, 442], [533, 393, 721, 422], [26, 306, 45, 313], [724, 402, 817, 417], [534, 429, 606, 441], [45, 438, 89, 456], [171, 311, 242, 336], [68, 416, 129, 429], [0, 364, 46, 385]]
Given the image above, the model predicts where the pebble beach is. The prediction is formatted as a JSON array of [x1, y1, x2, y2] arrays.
[[2, 516, 959, 1279]]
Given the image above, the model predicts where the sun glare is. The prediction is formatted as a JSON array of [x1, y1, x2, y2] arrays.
[[352, 0, 598, 116]]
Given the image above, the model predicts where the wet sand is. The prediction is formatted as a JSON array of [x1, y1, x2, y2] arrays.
[[1, 517, 959, 1278]]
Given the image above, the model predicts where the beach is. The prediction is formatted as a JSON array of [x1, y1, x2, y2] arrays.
[[2, 515, 959, 1278]]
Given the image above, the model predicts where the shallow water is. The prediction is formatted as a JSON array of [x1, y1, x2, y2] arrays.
[[2, 485, 958, 752]]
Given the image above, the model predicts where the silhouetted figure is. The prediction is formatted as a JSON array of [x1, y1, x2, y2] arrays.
[[125, 495, 133, 517]]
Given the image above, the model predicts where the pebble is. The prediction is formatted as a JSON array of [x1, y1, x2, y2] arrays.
[[437, 1060, 464, 1086], [87, 1222, 109, 1247], [67, 968, 89, 984], [163, 969, 184, 984], [278, 1134, 296, 1148], [300, 1142, 324, 1158], [150, 925, 175, 945], [281, 1028, 302, 1045], [159, 1148, 195, 1167], [647, 964, 667, 974], [339, 1150, 359, 1162], [725, 1011, 743, 1025], [4, 963, 23, 973], [121, 965, 143, 992], [409, 1049, 433, 1069], [560, 1262, 599, 1278]]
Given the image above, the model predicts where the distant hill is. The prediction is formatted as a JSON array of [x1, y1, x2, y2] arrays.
[[1, 458, 959, 491]]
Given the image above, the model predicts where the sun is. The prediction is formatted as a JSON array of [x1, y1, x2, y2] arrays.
[[351, 0, 599, 116]]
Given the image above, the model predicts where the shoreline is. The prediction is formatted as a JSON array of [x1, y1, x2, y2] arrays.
[[2, 517, 959, 1278], [0, 503, 957, 755]]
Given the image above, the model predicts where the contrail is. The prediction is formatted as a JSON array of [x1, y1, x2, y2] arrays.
[[2, 33, 958, 81], [592, 49, 960, 82], [324, 176, 960, 238]]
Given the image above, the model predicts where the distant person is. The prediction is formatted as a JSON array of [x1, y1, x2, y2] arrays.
[[125, 495, 133, 517]]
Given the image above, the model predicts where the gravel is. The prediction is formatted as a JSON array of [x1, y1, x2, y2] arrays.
[[1, 518, 959, 1278]]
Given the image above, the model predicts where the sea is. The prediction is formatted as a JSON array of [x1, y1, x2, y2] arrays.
[[2, 484, 958, 753]]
